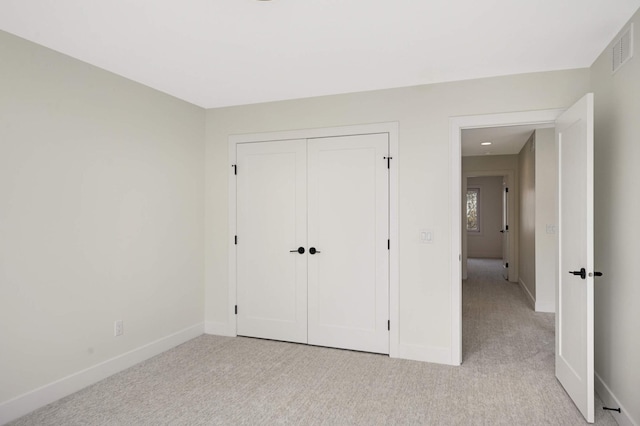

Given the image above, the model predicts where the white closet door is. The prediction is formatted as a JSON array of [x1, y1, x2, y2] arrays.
[[236, 139, 307, 344], [307, 134, 389, 354]]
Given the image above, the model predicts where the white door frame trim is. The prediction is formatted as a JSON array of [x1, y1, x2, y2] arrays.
[[228, 122, 400, 357], [449, 109, 563, 365]]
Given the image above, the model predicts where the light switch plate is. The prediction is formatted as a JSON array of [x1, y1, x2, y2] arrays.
[[419, 229, 434, 244]]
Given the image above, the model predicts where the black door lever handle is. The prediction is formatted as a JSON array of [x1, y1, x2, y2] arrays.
[[569, 268, 587, 279], [290, 247, 305, 254], [309, 247, 321, 255]]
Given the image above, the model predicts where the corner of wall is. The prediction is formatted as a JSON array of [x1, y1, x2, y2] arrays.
[[595, 372, 638, 426], [0, 324, 204, 425], [204, 321, 235, 337], [517, 278, 536, 310]]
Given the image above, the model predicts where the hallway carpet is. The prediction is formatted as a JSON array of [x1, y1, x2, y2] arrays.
[[10, 258, 615, 425]]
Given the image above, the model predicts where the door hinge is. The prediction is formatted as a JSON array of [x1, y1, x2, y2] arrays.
[[232, 164, 237, 175], [506, 262, 509, 268], [384, 156, 392, 169], [505, 187, 509, 193], [387, 320, 390, 331], [235, 305, 238, 315], [388, 239, 390, 250], [234, 235, 238, 245], [505, 225, 509, 231]]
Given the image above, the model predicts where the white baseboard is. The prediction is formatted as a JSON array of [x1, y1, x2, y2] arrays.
[[595, 371, 637, 426], [517, 278, 554, 313], [396, 343, 452, 365], [518, 278, 536, 310], [535, 300, 555, 313], [0, 323, 204, 425], [204, 321, 236, 337], [203, 322, 452, 365]]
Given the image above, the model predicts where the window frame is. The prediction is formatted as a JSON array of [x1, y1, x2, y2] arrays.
[[466, 186, 481, 234]]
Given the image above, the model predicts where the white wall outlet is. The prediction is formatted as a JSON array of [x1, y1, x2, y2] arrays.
[[114, 320, 124, 337]]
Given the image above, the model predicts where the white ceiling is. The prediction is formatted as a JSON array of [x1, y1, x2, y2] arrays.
[[462, 124, 551, 157], [1, 0, 638, 108]]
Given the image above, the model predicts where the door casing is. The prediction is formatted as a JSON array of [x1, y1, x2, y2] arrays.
[[461, 170, 517, 283], [450, 109, 564, 365], [228, 123, 399, 357]]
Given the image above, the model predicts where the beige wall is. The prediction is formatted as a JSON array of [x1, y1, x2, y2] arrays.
[[533, 128, 556, 312], [518, 133, 536, 302], [0, 31, 206, 403], [5, 12, 636, 419], [467, 176, 503, 258], [206, 71, 590, 361], [591, 8, 640, 425]]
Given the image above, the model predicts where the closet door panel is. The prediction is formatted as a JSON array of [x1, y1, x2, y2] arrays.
[[236, 139, 307, 343], [307, 134, 389, 354]]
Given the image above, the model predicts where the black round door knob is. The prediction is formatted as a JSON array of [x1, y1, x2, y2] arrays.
[[289, 247, 305, 254], [309, 247, 321, 255]]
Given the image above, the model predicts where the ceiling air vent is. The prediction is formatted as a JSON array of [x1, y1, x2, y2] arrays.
[[612, 23, 633, 73]]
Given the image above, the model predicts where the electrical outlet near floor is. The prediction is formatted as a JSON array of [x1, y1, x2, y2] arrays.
[[114, 320, 124, 337]]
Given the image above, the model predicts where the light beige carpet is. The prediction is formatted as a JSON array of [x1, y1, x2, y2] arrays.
[[10, 258, 616, 425]]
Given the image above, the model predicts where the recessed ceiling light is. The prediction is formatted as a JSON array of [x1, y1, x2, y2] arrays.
[[481, 142, 492, 146]]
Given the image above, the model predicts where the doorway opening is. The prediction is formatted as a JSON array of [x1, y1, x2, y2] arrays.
[[465, 174, 509, 277], [462, 168, 515, 283], [461, 124, 557, 364], [451, 96, 596, 422], [449, 109, 563, 365]]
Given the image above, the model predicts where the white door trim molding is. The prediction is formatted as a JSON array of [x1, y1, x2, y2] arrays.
[[227, 122, 400, 358], [449, 109, 563, 365]]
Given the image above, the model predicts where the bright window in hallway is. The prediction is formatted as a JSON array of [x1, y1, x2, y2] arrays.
[[467, 188, 480, 232]]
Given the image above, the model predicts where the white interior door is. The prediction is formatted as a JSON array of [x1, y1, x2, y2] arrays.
[[501, 182, 509, 280], [556, 93, 595, 423], [307, 134, 390, 354], [236, 140, 308, 344]]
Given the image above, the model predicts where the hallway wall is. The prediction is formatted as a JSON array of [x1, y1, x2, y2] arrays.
[[518, 132, 536, 302], [533, 128, 556, 313]]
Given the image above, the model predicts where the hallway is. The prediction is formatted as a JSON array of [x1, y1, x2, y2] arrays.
[[463, 258, 554, 366], [462, 258, 614, 424]]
